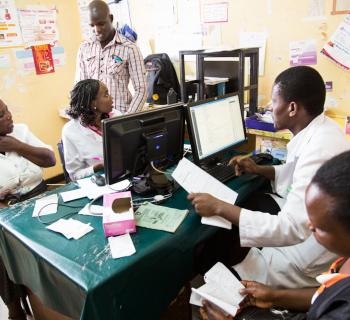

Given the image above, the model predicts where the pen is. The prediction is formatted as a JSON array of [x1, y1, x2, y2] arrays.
[[239, 150, 257, 160]]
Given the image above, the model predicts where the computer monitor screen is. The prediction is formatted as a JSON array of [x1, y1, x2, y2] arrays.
[[103, 104, 185, 185], [186, 94, 247, 164]]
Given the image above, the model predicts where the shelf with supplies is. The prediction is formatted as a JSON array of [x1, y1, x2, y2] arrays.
[[247, 128, 291, 162], [247, 128, 292, 140], [179, 48, 259, 115]]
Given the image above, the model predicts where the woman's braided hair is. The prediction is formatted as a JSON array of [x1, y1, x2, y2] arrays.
[[67, 79, 101, 126]]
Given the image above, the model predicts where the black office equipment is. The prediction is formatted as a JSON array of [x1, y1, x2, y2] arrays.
[[179, 48, 259, 116], [186, 93, 247, 183], [144, 53, 180, 105], [102, 104, 185, 193]]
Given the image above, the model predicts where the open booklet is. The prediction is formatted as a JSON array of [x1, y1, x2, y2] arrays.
[[190, 262, 246, 317], [172, 157, 238, 229]]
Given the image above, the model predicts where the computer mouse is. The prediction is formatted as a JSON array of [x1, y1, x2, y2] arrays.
[[256, 153, 273, 161], [251, 153, 273, 164], [91, 174, 106, 186]]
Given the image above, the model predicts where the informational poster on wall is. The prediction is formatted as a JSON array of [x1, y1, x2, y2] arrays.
[[17, 7, 59, 46], [289, 39, 317, 66], [31, 44, 55, 75], [77, 0, 91, 40], [321, 13, 350, 70], [0, 0, 23, 47], [201, 1, 229, 24]]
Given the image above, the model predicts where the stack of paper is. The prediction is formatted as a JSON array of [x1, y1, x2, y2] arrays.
[[108, 233, 136, 259], [172, 158, 237, 229], [190, 262, 245, 317], [46, 218, 93, 239]]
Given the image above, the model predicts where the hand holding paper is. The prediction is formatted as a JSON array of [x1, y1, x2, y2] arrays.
[[172, 158, 237, 229]]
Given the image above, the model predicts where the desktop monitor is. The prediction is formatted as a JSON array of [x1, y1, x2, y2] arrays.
[[102, 104, 185, 187], [186, 93, 247, 166]]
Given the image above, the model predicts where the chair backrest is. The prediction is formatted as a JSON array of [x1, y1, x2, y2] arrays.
[[57, 141, 71, 183]]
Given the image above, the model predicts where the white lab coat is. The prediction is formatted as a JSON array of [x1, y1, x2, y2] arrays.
[[62, 112, 121, 181], [235, 114, 350, 288], [0, 124, 52, 199], [62, 119, 103, 181]]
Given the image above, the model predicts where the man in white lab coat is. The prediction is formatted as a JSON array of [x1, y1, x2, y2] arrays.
[[188, 66, 350, 288]]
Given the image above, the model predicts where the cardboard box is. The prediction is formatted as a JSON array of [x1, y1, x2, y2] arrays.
[[103, 191, 136, 237]]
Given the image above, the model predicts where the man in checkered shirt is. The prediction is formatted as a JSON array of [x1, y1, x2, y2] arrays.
[[75, 0, 147, 114]]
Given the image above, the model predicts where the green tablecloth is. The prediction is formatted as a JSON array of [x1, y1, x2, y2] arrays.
[[0, 173, 267, 320]]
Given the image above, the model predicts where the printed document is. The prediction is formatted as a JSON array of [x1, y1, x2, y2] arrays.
[[190, 262, 245, 316], [172, 158, 237, 229], [135, 203, 188, 233]]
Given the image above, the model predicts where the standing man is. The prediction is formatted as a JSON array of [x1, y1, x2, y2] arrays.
[[75, 0, 147, 114]]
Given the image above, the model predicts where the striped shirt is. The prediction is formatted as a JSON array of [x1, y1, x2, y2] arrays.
[[75, 31, 147, 114]]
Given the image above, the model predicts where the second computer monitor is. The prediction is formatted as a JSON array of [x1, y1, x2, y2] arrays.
[[186, 94, 247, 164]]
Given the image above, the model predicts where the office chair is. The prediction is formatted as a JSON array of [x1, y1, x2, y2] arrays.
[[57, 140, 71, 183]]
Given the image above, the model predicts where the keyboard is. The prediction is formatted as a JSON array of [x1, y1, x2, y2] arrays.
[[202, 159, 236, 183]]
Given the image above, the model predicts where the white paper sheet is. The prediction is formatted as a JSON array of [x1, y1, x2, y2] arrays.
[[60, 188, 88, 202], [108, 233, 136, 259], [190, 262, 245, 317], [77, 177, 131, 199], [46, 218, 93, 239], [78, 204, 104, 216], [172, 158, 237, 229], [32, 194, 58, 217]]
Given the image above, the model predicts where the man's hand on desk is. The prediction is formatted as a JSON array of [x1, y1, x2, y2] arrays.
[[187, 193, 241, 225]]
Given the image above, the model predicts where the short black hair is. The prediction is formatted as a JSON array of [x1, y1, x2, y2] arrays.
[[311, 151, 350, 231], [67, 79, 100, 126], [274, 66, 325, 117]]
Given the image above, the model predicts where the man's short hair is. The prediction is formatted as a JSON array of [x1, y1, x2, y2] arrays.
[[274, 66, 325, 117], [311, 151, 350, 231]]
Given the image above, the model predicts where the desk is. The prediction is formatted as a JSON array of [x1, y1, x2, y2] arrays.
[[0, 173, 267, 320]]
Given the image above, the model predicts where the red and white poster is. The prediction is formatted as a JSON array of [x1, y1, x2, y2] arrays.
[[31, 44, 55, 75]]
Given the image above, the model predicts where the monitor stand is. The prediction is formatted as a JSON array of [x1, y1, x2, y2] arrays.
[[132, 165, 174, 195]]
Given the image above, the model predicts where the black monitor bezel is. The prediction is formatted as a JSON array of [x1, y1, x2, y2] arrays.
[[185, 93, 247, 165], [102, 103, 185, 185]]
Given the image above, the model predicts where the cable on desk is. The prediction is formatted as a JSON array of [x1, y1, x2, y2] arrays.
[[150, 161, 172, 176], [37, 202, 82, 225]]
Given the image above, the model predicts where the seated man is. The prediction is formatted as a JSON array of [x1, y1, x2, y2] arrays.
[[189, 66, 350, 288], [0, 98, 56, 319], [200, 151, 350, 320]]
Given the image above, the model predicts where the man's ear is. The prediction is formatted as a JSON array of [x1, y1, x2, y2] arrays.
[[288, 101, 298, 117]]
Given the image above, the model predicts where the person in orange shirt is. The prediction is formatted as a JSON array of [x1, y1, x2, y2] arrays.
[[200, 150, 350, 320]]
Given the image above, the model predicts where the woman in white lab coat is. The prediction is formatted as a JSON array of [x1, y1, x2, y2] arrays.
[[62, 79, 116, 181], [189, 66, 350, 288], [0, 99, 56, 319]]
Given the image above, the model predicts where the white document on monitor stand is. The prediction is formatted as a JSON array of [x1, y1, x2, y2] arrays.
[[172, 157, 237, 229]]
